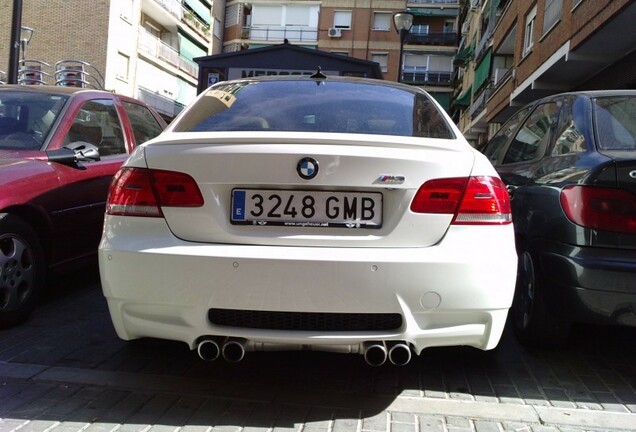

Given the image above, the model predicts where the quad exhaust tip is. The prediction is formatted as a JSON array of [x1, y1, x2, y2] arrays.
[[197, 339, 221, 362], [197, 337, 412, 366]]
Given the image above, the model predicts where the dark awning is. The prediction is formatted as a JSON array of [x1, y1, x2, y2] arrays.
[[453, 85, 472, 107], [474, 48, 492, 91], [453, 45, 473, 65]]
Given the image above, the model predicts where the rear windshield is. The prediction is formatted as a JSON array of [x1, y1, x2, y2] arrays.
[[594, 95, 636, 151], [0, 91, 69, 150], [173, 80, 454, 139]]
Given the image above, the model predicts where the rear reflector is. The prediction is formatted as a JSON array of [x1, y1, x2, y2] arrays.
[[560, 185, 636, 234], [411, 176, 512, 225], [106, 167, 204, 217]]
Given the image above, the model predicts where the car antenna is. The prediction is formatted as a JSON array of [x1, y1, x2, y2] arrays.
[[310, 66, 327, 80]]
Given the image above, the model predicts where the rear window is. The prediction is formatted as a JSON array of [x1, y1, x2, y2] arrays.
[[594, 96, 636, 151], [173, 80, 454, 139]]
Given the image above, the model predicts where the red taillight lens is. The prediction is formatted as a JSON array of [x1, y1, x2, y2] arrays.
[[560, 185, 636, 233], [411, 176, 512, 225], [106, 168, 204, 217]]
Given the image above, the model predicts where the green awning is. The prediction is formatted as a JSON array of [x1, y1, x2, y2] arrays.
[[407, 8, 459, 17], [185, 0, 211, 24], [430, 92, 451, 112], [179, 33, 207, 62], [453, 45, 473, 65], [473, 48, 492, 91], [454, 86, 472, 107]]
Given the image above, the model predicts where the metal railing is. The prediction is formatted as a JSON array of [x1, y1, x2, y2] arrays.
[[401, 68, 452, 85], [407, 31, 456, 46], [151, 0, 211, 38], [137, 86, 185, 118], [138, 28, 199, 77], [243, 26, 318, 42], [54, 60, 105, 89], [469, 84, 492, 119], [18, 60, 52, 85], [407, 0, 459, 4]]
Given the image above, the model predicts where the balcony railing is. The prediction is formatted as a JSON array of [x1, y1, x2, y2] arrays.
[[151, 0, 211, 38], [243, 26, 318, 42], [407, 0, 459, 5], [469, 85, 492, 119], [138, 28, 199, 77], [406, 31, 456, 46], [137, 85, 185, 118], [401, 68, 452, 85]]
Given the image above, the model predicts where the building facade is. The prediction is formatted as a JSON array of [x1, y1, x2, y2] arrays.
[[455, 0, 636, 147], [217, 0, 460, 111], [0, 0, 214, 120]]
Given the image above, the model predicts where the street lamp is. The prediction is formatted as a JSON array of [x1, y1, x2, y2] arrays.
[[20, 26, 34, 61], [393, 11, 413, 83]]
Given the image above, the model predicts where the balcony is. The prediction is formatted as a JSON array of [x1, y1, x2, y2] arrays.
[[407, 0, 459, 5], [138, 28, 199, 77], [401, 68, 452, 86], [406, 30, 456, 46], [150, 0, 211, 39], [243, 26, 318, 43]]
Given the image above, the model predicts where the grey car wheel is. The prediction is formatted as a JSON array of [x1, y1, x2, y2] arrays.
[[0, 214, 44, 327]]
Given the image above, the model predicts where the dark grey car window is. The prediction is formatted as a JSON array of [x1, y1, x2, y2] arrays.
[[551, 96, 586, 155], [482, 106, 531, 164], [594, 96, 636, 150], [64, 100, 126, 156], [122, 101, 164, 144], [503, 102, 559, 164], [174, 80, 454, 139]]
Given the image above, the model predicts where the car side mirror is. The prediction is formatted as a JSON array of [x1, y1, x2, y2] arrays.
[[46, 141, 101, 167]]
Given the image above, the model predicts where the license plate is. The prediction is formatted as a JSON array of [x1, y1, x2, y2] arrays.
[[231, 189, 382, 229]]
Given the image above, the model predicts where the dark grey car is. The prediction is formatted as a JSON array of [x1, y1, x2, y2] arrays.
[[481, 90, 636, 346]]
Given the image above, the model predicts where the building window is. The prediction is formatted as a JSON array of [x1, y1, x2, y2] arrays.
[[444, 19, 455, 33], [523, 5, 537, 56], [333, 10, 352, 29], [371, 53, 388, 72], [116, 52, 129, 81], [214, 18, 222, 39], [372, 12, 391, 31], [542, 0, 562, 34]]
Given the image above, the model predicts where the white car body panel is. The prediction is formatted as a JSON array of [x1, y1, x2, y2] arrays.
[[99, 218, 516, 354]]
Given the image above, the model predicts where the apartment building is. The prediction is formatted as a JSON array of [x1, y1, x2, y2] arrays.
[[455, 0, 636, 146], [0, 0, 214, 120], [218, 0, 459, 111]]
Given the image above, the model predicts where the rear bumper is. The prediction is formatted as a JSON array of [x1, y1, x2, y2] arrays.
[[99, 217, 517, 354], [538, 240, 636, 326]]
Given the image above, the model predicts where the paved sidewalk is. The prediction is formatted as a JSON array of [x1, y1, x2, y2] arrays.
[[1, 273, 635, 432]]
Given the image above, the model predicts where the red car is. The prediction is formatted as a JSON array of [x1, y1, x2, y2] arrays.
[[0, 85, 166, 327]]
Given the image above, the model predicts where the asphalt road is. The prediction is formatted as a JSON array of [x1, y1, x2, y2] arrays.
[[1, 266, 635, 432]]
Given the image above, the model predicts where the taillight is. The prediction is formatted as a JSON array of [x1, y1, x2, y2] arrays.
[[560, 185, 636, 233], [411, 176, 512, 225], [106, 167, 204, 217]]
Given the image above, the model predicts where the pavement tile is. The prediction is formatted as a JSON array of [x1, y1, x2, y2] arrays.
[[473, 420, 500, 432], [416, 415, 443, 432]]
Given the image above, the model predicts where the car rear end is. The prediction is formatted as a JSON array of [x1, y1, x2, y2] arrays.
[[99, 77, 517, 364], [547, 93, 636, 326]]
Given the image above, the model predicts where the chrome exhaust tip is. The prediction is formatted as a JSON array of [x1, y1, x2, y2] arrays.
[[197, 339, 221, 362], [363, 342, 387, 366], [388, 342, 412, 366], [222, 338, 247, 363]]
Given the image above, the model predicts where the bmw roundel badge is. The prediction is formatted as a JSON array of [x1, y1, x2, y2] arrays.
[[297, 157, 319, 180]]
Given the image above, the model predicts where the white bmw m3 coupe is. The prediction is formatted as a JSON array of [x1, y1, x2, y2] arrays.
[[99, 75, 517, 366]]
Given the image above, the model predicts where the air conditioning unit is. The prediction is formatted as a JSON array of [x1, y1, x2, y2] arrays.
[[328, 27, 342, 38]]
